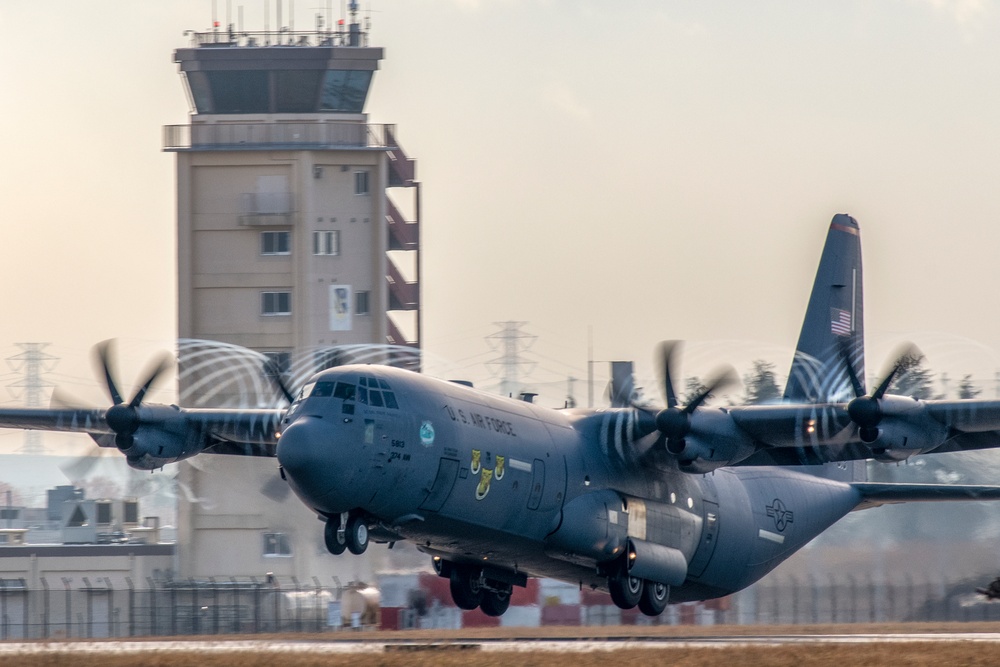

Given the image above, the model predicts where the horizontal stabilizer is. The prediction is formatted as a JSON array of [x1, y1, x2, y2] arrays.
[[852, 482, 1000, 511]]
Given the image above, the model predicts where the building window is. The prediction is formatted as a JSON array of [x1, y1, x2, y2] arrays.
[[355, 290, 370, 316], [260, 231, 291, 255], [263, 351, 292, 376], [261, 291, 291, 316], [313, 230, 340, 256], [354, 170, 369, 195], [263, 532, 292, 557]]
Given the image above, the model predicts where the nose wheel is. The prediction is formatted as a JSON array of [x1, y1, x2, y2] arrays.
[[345, 514, 369, 555], [324, 512, 369, 556], [324, 517, 346, 555]]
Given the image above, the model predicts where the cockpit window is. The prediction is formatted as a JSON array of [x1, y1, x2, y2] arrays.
[[311, 382, 335, 397], [333, 382, 356, 400], [384, 392, 399, 409], [370, 390, 384, 408], [357, 387, 368, 404], [297, 382, 316, 400]]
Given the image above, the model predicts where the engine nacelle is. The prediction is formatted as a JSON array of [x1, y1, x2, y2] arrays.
[[116, 406, 205, 470], [545, 490, 628, 565], [862, 396, 949, 460], [672, 408, 757, 474]]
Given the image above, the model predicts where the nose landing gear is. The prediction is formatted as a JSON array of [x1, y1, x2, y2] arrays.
[[324, 511, 370, 556]]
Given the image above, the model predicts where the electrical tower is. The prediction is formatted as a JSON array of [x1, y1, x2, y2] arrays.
[[486, 322, 536, 398], [6, 343, 58, 454]]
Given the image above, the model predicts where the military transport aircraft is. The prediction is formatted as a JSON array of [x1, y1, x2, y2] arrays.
[[5, 213, 1000, 618]]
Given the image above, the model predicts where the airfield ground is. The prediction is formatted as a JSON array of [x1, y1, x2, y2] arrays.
[[4, 623, 1000, 666]]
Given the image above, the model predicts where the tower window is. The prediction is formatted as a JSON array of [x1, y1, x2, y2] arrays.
[[261, 291, 291, 316], [260, 231, 291, 255], [313, 230, 340, 256], [355, 290, 370, 316], [354, 171, 370, 196], [263, 532, 292, 557], [262, 351, 291, 375]]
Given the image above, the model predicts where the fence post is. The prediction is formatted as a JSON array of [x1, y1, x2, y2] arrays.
[[148, 577, 157, 636], [104, 578, 115, 637], [251, 577, 260, 634], [22, 578, 29, 640], [292, 576, 301, 632], [40, 577, 49, 640], [230, 578, 240, 634], [313, 577, 322, 634], [82, 577, 93, 639], [829, 574, 837, 624], [1, 578, 8, 640], [125, 578, 134, 637], [61, 577, 72, 639], [210, 577, 219, 635]]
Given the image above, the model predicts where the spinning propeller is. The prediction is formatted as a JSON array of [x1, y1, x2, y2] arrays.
[[839, 341, 922, 443], [642, 341, 739, 457], [95, 340, 173, 451]]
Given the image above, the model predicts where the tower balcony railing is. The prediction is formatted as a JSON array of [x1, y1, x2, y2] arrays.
[[238, 192, 294, 226], [164, 122, 397, 152]]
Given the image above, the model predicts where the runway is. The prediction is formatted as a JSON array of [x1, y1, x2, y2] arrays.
[[4, 633, 1000, 655]]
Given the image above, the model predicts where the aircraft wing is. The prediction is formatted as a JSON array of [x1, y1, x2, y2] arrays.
[[852, 482, 1000, 511], [0, 406, 282, 468], [726, 398, 1000, 467]]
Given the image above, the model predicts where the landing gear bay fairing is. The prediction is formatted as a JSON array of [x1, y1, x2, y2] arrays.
[[6, 214, 1000, 617]]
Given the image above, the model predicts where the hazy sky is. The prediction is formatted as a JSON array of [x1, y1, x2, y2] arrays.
[[3, 0, 1000, 441]]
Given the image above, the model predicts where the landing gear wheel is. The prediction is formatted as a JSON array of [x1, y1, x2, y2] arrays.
[[449, 567, 483, 610], [324, 519, 346, 555], [480, 586, 512, 617], [608, 572, 643, 610], [345, 515, 369, 555], [638, 581, 669, 616]]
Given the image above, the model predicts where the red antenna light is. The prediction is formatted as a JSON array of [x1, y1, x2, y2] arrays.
[[213, 20, 220, 28], [338, 19, 345, 25]]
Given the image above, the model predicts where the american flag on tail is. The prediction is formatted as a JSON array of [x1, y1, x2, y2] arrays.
[[831, 308, 852, 336]]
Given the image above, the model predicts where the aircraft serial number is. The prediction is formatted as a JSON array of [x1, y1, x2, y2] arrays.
[[444, 405, 517, 437]]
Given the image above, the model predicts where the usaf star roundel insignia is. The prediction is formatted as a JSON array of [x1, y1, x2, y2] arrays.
[[766, 498, 794, 532], [419, 421, 435, 447]]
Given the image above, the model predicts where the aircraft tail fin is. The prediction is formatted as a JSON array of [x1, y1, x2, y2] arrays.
[[783, 214, 864, 404]]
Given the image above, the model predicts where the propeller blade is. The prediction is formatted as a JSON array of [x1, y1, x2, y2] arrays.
[[129, 353, 173, 408], [658, 341, 681, 409], [872, 343, 922, 400], [50, 387, 93, 411], [265, 360, 296, 405], [837, 338, 866, 398], [684, 365, 739, 414], [260, 475, 291, 502], [94, 340, 124, 405]]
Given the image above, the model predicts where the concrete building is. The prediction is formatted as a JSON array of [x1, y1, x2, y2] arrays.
[[163, 13, 420, 582]]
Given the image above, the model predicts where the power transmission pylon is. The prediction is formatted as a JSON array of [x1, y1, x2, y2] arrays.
[[485, 322, 536, 398], [6, 343, 58, 454]]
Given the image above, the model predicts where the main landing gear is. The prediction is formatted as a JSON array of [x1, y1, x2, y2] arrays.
[[324, 512, 369, 556], [606, 560, 670, 617], [435, 559, 514, 618]]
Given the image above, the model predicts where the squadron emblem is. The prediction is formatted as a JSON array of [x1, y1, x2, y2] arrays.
[[419, 421, 435, 446]]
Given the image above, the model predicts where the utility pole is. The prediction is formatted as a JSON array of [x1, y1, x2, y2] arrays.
[[485, 322, 536, 398], [6, 343, 58, 454]]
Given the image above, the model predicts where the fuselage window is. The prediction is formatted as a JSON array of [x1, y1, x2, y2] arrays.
[[333, 382, 356, 401], [311, 382, 336, 397]]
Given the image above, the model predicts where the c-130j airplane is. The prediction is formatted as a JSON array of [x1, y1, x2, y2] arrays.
[[5, 214, 1000, 618]]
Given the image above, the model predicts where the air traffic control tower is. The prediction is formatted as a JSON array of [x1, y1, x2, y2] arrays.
[[163, 10, 420, 581]]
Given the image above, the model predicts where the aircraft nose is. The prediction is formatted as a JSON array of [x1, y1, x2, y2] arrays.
[[276, 417, 349, 512]]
